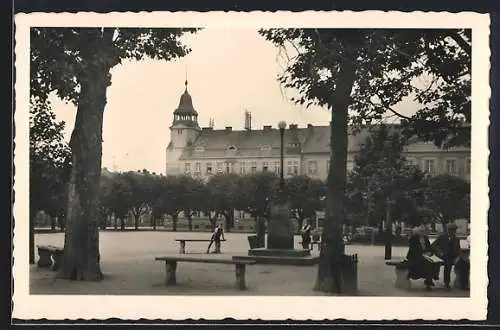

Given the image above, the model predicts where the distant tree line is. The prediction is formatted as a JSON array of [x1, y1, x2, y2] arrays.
[[31, 110, 469, 242]]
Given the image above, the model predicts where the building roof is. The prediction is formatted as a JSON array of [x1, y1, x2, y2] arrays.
[[173, 81, 198, 116], [178, 125, 384, 160]]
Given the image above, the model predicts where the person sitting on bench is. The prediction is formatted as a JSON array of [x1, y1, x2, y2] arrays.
[[406, 224, 441, 291], [431, 222, 461, 290], [207, 224, 225, 253]]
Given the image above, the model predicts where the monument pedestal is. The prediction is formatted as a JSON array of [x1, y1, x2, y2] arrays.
[[235, 203, 319, 266]]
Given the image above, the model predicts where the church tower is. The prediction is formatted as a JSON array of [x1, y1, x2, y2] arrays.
[[165, 80, 201, 175]]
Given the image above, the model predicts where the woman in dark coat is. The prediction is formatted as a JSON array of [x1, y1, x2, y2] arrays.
[[406, 225, 441, 290]]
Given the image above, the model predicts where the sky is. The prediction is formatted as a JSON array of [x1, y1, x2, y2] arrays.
[[51, 28, 416, 174]]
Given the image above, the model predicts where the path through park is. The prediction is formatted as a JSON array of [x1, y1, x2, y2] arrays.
[[30, 231, 469, 297]]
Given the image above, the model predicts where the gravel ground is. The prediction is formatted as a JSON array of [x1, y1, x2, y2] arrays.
[[30, 231, 469, 297]]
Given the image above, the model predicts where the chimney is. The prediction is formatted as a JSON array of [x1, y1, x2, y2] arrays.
[[289, 124, 298, 130], [263, 125, 272, 131], [225, 126, 232, 133], [244, 110, 252, 130], [307, 124, 313, 129]]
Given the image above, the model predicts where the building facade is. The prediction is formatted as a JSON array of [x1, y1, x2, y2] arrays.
[[165, 81, 471, 182]]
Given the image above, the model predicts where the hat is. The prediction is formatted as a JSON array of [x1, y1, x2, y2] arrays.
[[446, 222, 458, 230]]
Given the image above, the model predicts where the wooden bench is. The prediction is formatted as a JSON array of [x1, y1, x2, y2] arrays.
[[37, 245, 64, 271], [386, 258, 446, 290], [155, 256, 256, 290], [175, 239, 226, 254]]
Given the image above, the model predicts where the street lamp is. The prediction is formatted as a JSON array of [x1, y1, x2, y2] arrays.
[[383, 140, 394, 260], [278, 121, 286, 198]]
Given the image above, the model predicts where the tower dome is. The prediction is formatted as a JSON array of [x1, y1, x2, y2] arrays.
[[174, 80, 198, 117]]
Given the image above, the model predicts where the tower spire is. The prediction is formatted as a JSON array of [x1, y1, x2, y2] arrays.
[[185, 65, 188, 90]]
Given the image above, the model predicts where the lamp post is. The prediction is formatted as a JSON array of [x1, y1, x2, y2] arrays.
[[384, 140, 394, 260], [278, 121, 286, 198]]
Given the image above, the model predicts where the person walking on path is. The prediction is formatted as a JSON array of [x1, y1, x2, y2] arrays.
[[207, 224, 225, 254], [431, 222, 461, 289]]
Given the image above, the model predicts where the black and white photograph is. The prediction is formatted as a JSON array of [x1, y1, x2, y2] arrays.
[[13, 11, 490, 320]]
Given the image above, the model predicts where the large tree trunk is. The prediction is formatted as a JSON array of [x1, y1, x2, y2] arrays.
[[314, 42, 358, 293], [56, 46, 112, 281]]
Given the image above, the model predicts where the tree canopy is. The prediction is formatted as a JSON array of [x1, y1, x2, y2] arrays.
[[30, 27, 197, 280], [259, 28, 470, 293], [29, 100, 72, 219], [346, 125, 427, 228], [259, 28, 471, 149]]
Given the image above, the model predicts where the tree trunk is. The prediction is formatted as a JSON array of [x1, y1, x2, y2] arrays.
[[29, 215, 35, 264], [50, 216, 56, 231], [58, 215, 66, 231], [56, 47, 112, 281], [152, 216, 157, 231], [133, 210, 140, 230], [208, 212, 216, 230], [172, 215, 178, 232], [297, 214, 305, 234], [314, 42, 358, 293], [256, 216, 266, 245], [120, 217, 125, 230], [187, 214, 193, 231], [224, 211, 231, 232]]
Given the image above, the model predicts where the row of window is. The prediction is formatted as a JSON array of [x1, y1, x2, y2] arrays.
[[183, 157, 470, 178], [407, 157, 471, 175], [184, 160, 302, 176]]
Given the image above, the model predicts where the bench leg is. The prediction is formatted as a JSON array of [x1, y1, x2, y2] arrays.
[[165, 261, 177, 285], [215, 241, 221, 254], [395, 268, 411, 290], [235, 264, 247, 290], [179, 241, 186, 254], [52, 253, 63, 271], [37, 250, 52, 268]]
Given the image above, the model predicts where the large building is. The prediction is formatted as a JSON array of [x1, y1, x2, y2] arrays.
[[165, 81, 471, 182]]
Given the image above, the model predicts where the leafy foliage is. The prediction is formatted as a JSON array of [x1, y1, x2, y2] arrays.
[[30, 28, 198, 104], [236, 172, 279, 220], [286, 175, 326, 229], [206, 173, 240, 231], [259, 28, 471, 149], [346, 125, 427, 228], [30, 27, 198, 279], [422, 174, 470, 223], [29, 100, 72, 221]]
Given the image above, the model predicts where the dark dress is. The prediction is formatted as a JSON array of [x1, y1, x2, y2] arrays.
[[406, 234, 440, 281]]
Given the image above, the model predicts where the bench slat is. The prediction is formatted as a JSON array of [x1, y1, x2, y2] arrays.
[[37, 245, 64, 252], [155, 256, 255, 265]]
